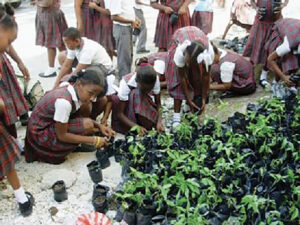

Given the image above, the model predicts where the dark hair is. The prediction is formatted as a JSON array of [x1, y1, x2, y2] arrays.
[[185, 41, 206, 61], [69, 68, 108, 97], [0, 3, 17, 30], [63, 27, 81, 41], [135, 57, 148, 67], [136, 65, 157, 86]]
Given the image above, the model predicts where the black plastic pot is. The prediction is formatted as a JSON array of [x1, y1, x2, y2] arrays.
[[169, 12, 178, 25], [92, 184, 109, 199], [96, 149, 111, 169], [52, 180, 68, 202], [87, 160, 103, 183], [136, 213, 151, 225], [92, 195, 108, 213], [123, 210, 136, 225]]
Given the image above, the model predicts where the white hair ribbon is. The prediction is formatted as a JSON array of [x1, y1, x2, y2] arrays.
[[197, 41, 215, 72]]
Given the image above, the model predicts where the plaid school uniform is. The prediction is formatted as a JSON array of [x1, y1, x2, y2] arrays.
[[0, 121, 20, 178], [153, 0, 191, 50], [165, 26, 208, 100], [265, 18, 300, 74], [35, 0, 68, 48], [191, 11, 213, 35], [243, 0, 282, 65], [97, 0, 115, 52], [25, 86, 85, 164], [81, 0, 101, 42], [211, 51, 256, 94], [0, 54, 28, 129], [111, 73, 159, 134]]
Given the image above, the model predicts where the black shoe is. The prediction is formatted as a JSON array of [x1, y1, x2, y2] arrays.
[[19, 192, 34, 217], [20, 113, 29, 126], [136, 49, 150, 54], [39, 71, 57, 78], [259, 79, 270, 89]]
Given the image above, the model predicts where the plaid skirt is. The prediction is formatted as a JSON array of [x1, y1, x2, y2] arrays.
[[154, 11, 191, 49], [0, 122, 20, 178], [111, 90, 158, 134], [191, 11, 213, 35], [82, 5, 101, 42], [25, 117, 85, 164], [0, 54, 28, 126], [35, 9, 68, 48], [243, 17, 274, 65], [99, 15, 115, 51], [265, 29, 299, 74]]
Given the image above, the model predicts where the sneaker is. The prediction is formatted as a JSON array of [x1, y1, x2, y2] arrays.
[[136, 49, 150, 54], [19, 192, 34, 217], [39, 71, 57, 78]]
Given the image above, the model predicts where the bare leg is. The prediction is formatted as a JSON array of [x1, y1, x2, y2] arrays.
[[6, 169, 21, 190], [174, 99, 182, 113], [47, 48, 56, 68], [222, 20, 234, 39], [158, 48, 167, 52], [58, 51, 67, 66]]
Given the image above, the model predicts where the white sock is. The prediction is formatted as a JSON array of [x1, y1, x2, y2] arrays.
[[260, 69, 268, 81], [14, 187, 28, 204], [45, 67, 56, 75], [173, 113, 181, 122]]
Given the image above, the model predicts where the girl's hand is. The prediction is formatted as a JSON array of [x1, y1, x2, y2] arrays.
[[18, 62, 30, 82], [94, 136, 109, 148], [274, 4, 283, 14], [139, 126, 148, 136], [99, 124, 116, 139], [283, 75, 295, 87], [89, 2, 97, 9], [164, 6, 173, 15], [187, 100, 201, 113], [178, 5, 187, 15], [100, 118, 107, 126], [156, 122, 165, 133]]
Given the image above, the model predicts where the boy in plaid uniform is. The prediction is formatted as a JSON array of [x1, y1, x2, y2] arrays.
[[165, 26, 214, 129], [35, 0, 68, 78], [25, 70, 115, 164], [266, 18, 300, 88], [111, 65, 164, 135], [210, 49, 256, 95], [75, 0, 101, 42], [0, 5, 34, 217], [88, 0, 116, 59], [191, 0, 214, 35], [150, 0, 192, 52], [243, 0, 289, 88]]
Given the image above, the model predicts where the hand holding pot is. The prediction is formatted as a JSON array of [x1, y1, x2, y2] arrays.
[[89, 2, 98, 9], [164, 6, 173, 15], [187, 99, 201, 113], [178, 5, 188, 15], [131, 18, 141, 29], [98, 124, 116, 139], [139, 126, 148, 136], [283, 75, 295, 87]]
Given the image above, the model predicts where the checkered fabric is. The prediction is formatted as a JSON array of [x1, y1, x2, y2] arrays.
[[153, 0, 191, 50], [147, 52, 168, 65], [191, 11, 213, 35]]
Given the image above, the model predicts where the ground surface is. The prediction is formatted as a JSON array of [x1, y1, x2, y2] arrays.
[[0, 0, 300, 224]]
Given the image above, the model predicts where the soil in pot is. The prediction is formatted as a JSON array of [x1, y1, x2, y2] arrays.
[[52, 180, 68, 202], [92, 184, 109, 199], [92, 195, 108, 213], [87, 160, 103, 183]]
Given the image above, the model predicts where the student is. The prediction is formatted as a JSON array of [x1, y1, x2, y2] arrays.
[[34, 0, 68, 78], [191, 0, 214, 35], [210, 48, 256, 95], [111, 64, 164, 135], [150, 0, 192, 52], [165, 26, 213, 128], [0, 6, 34, 217], [25, 69, 115, 164], [109, 0, 141, 78], [145, 52, 168, 88], [243, 0, 289, 88], [133, 0, 150, 54], [88, 0, 116, 59], [266, 18, 300, 87], [75, 0, 100, 42]]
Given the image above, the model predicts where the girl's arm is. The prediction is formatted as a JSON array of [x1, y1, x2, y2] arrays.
[[101, 98, 112, 125], [150, 1, 174, 14], [178, 0, 193, 15], [75, 0, 84, 34], [154, 94, 165, 132], [210, 82, 232, 91], [6, 45, 30, 81], [89, 2, 111, 15], [250, 0, 258, 10], [200, 65, 210, 112], [268, 51, 295, 87]]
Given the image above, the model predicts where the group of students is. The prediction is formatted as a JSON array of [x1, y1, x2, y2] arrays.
[[1, 0, 300, 218]]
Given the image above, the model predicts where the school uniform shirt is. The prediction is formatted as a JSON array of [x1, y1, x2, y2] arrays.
[[218, 50, 235, 83], [194, 0, 214, 12], [66, 37, 112, 70], [109, 0, 135, 26], [117, 73, 161, 101], [276, 36, 300, 57]]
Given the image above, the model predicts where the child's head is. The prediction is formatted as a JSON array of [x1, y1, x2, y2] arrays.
[[71, 69, 108, 104], [0, 3, 17, 52], [62, 27, 81, 50], [135, 65, 157, 94], [184, 41, 206, 67]]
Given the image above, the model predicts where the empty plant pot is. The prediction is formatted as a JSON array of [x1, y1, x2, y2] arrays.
[[92, 195, 108, 213], [87, 160, 103, 183], [169, 12, 178, 25], [92, 184, 110, 199], [96, 149, 111, 169], [123, 210, 136, 225], [52, 180, 68, 202]]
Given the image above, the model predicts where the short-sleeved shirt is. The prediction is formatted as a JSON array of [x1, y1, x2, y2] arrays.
[[276, 36, 300, 57], [117, 73, 160, 101], [219, 50, 235, 83], [109, 0, 135, 26], [54, 85, 81, 123], [194, 0, 214, 12], [66, 37, 112, 69]]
